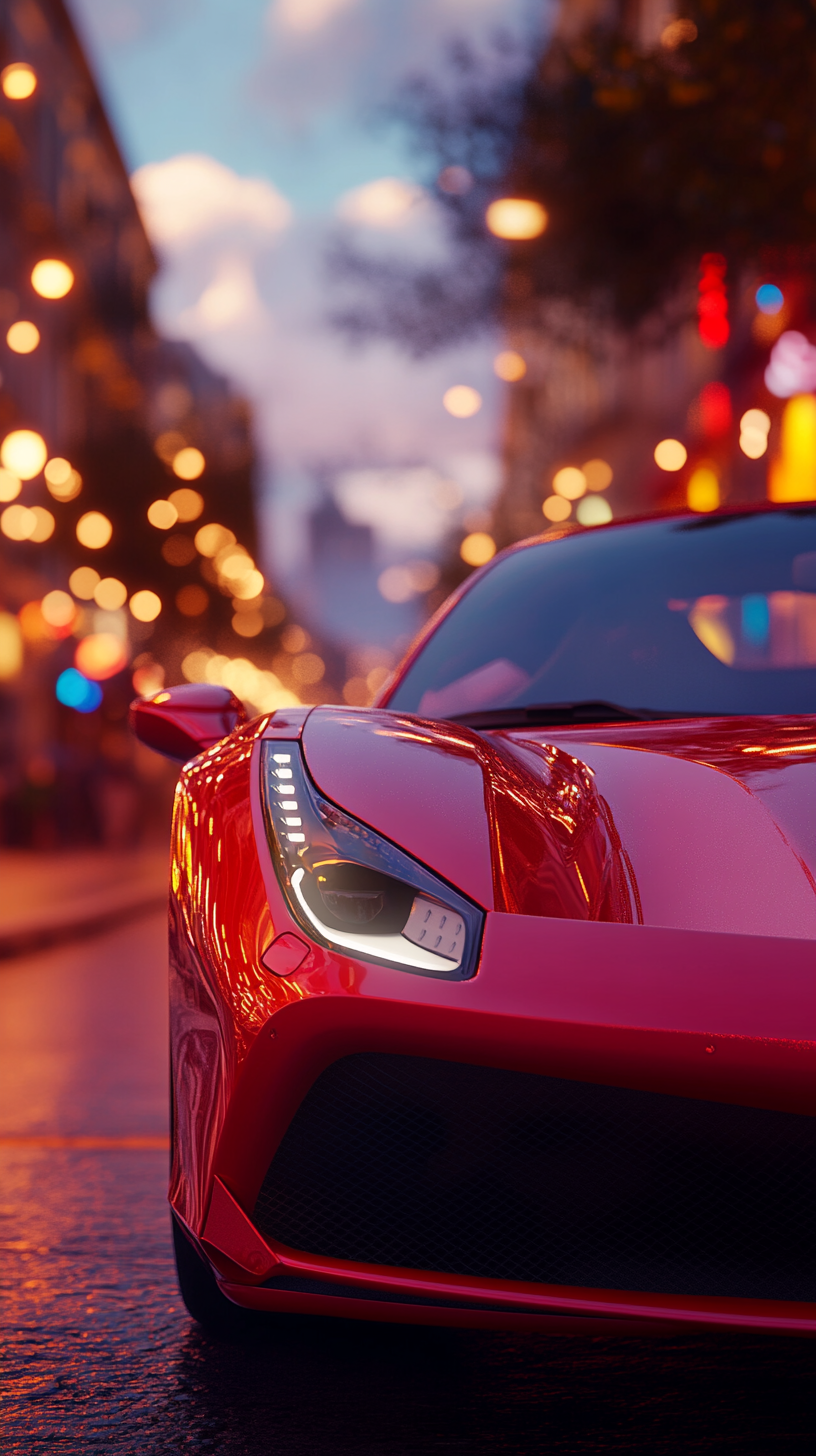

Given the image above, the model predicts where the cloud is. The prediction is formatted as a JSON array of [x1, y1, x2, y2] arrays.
[[131, 153, 292, 248], [336, 177, 426, 228]]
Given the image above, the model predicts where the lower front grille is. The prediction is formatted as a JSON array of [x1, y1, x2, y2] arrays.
[[252, 1053, 816, 1302]]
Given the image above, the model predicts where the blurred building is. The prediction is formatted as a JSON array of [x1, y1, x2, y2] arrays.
[[491, 0, 805, 546], [0, 0, 269, 845]]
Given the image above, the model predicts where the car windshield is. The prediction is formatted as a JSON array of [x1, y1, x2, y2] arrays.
[[386, 508, 816, 722]]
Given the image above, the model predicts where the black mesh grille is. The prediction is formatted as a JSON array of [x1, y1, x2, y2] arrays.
[[252, 1053, 816, 1302]]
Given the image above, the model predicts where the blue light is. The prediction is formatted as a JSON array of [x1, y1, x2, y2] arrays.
[[756, 284, 784, 316], [56, 668, 102, 713], [741, 594, 770, 648]]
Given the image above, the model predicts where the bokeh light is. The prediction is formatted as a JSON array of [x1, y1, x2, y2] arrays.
[[56, 667, 102, 713], [44, 457, 82, 501], [281, 624, 308, 653], [443, 385, 482, 418], [41, 590, 76, 630], [768, 393, 816, 501], [29, 505, 54, 542], [172, 447, 205, 480], [231, 568, 265, 600], [552, 466, 586, 500], [460, 532, 496, 566], [147, 499, 178, 530], [132, 662, 165, 697], [162, 534, 197, 566], [232, 611, 263, 637], [756, 284, 784, 316], [0, 612, 23, 679], [0, 469, 21, 502], [76, 511, 112, 549], [291, 652, 325, 685], [687, 466, 720, 513], [576, 495, 613, 527], [739, 408, 771, 459], [93, 577, 127, 611], [438, 165, 472, 195], [1, 503, 37, 540], [1, 429, 47, 479], [543, 496, 571, 522], [75, 633, 128, 680], [698, 253, 729, 349], [168, 487, 204, 521], [1, 62, 37, 99], [31, 259, 74, 299], [194, 522, 234, 556], [660, 17, 697, 47], [654, 438, 688, 471], [181, 648, 299, 712], [69, 566, 100, 599], [6, 321, 40, 354], [493, 351, 527, 382], [486, 198, 548, 240], [582, 458, 613, 491], [176, 584, 208, 616], [129, 589, 162, 622]]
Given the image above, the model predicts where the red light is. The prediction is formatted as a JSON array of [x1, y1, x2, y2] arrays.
[[698, 254, 729, 349], [698, 381, 732, 436]]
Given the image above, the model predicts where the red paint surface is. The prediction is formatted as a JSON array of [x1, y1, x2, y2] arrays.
[[164, 705, 816, 1336]]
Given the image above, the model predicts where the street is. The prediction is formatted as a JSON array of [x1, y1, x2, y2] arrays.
[[0, 905, 812, 1455]]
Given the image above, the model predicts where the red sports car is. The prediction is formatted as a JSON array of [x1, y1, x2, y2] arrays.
[[133, 504, 816, 1337]]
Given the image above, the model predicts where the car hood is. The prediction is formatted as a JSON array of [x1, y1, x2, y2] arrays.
[[301, 709, 816, 941]]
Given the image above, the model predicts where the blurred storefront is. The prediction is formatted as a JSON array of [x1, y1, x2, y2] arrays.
[[0, 0, 271, 845]]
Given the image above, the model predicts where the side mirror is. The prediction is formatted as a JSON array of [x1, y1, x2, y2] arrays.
[[130, 683, 248, 763]]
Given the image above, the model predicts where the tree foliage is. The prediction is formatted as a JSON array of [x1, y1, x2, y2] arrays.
[[332, 1, 816, 351]]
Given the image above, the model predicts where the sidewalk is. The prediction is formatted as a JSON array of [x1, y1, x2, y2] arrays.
[[0, 845, 169, 959]]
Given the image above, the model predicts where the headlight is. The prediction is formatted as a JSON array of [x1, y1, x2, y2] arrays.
[[260, 741, 483, 979]]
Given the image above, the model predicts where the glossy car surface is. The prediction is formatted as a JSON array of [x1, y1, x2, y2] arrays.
[[134, 505, 816, 1336]]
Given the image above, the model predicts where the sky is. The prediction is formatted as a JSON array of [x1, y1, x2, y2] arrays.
[[67, 0, 543, 613]]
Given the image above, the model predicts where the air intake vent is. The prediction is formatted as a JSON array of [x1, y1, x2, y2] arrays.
[[253, 1053, 815, 1302]]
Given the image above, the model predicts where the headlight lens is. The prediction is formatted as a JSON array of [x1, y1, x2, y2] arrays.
[[260, 741, 483, 979]]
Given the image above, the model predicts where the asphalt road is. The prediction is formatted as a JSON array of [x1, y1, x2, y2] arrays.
[[0, 910, 813, 1455]]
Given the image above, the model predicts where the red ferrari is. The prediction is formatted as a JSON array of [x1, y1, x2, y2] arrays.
[[133, 504, 816, 1337]]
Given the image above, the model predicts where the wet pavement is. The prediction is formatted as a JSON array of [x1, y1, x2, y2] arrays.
[[0, 910, 813, 1455]]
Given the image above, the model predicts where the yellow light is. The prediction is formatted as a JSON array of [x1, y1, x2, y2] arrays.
[[741, 408, 771, 435], [31, 260, 74, 300], [1, 503, 37, 540], [552, 466, 586, 500], [231, 611, 263, 638], [1, 429, 47, 479], [543, 496, 571, 522], [44, 457, 82, 501], [129, 590, 162, 622], [194, 522, 235, 557], [0, 469, 21, 502], [1, 63, 37, 100], [582, 458, 613, 491], [0, 611, 23, 679], [41, 590, 76, 629], [76, 511, 112, 549], [460, 531, 496, 566], [486, 198, 547, 240], [576, 495, 613, 526], [69, 566, 100, 600], [494, 350, 526, 382], [29, 505, 54, 542], [291, 652, 325, 685], [172, 447, 205, 480], [217, 548, 253, 579], [6, 321, 40, 354], [443, 385, 482, 418], [281, 624, 308, 653], [768, 394, 816, 502], [687, 466, 720, 513], [168, 487, 203, 521], [75, 633, 128, 681], [740, 430, 768, 460], [147, 499, 178, 530], [654, 438, 687, 471], [176, 585, 209, 616], [93, 577, 127, 611], [231, 568, 265, 600]]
